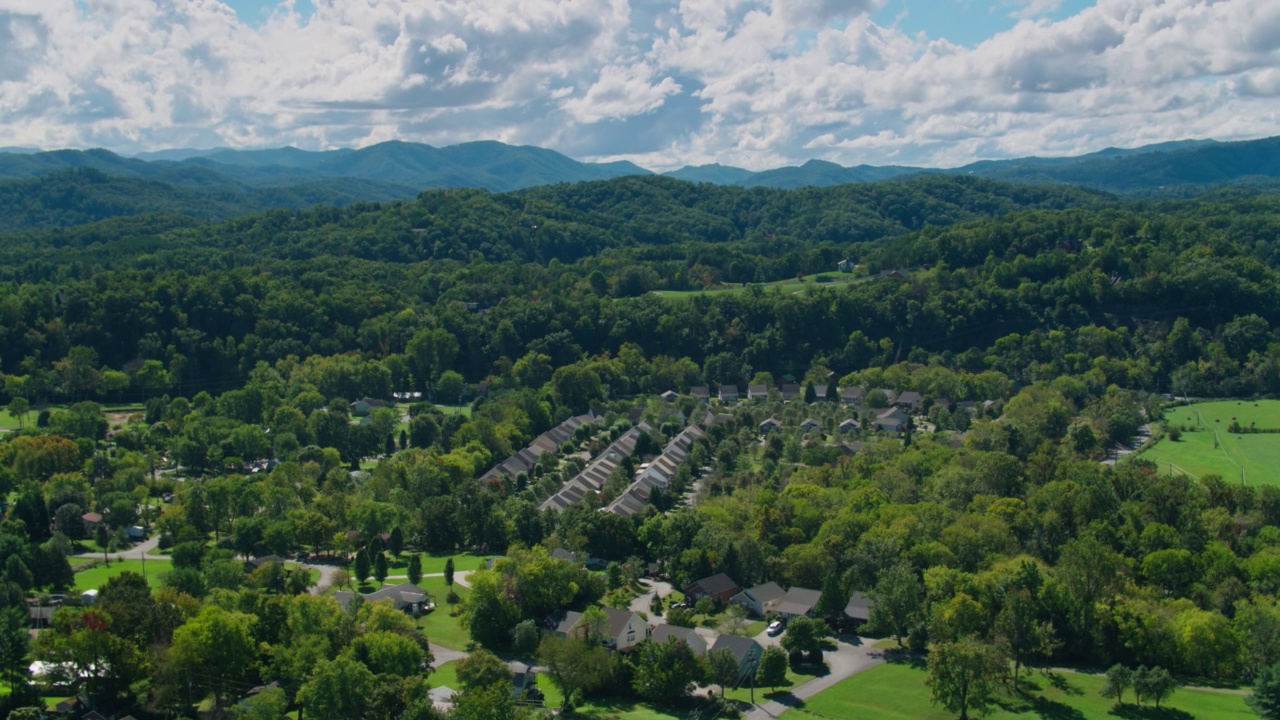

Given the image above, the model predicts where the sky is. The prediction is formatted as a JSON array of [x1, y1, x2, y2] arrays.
[[1, 0, 1279, 170]]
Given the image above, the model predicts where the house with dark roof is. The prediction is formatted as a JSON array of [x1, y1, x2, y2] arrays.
[[730, 582, 786, 617], [684, 573, 741, 604], [759, 417, 781, 434], [709, 635, 764, 683], [844, 591, 874, 625], [747, 384, 768, 401], [800, 418, 821, 432], [661, 390, 679, 402], [649, 623, 707, 656], [779, 383, 800, 401], [894, 391, 923, 413], [333, 583, 433, 613], [775, 587, 822, 619], [840, 386, 866, 404], [718, 385, 739, 403], [691, 386, 711, 402], [875, 407, 909, 432], [837, 258, 856, 273], [547, 610, 584, 637], [813, 385, 828, 401], [839, 418, 861, 433]]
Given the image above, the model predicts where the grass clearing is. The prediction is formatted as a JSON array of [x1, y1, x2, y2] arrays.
[[409, 575, 472, 650], [651, 272, 875, 299], [785, 661, 1252, 720], [1142, 399, 1280, 485], [72, 558, 171, 592]]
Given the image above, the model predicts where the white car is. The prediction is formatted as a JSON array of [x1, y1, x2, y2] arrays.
[[767, 620, 785, 636]]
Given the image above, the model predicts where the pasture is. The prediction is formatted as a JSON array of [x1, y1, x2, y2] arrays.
[[1142, 399, 1280, 485]]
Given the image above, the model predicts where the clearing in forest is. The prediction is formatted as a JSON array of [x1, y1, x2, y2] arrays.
[[1141, 399, 1280, 485]]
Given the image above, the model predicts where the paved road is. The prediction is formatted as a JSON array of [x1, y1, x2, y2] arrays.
[[741, 636, 885, 720], [72, 534, 161, 561], [1103, 423, 1153, 465]]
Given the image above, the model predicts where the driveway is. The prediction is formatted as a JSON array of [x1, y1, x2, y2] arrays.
[[630, 578, 674, 620], [741, 635, 885, 720], [73, 533, 161, 561]]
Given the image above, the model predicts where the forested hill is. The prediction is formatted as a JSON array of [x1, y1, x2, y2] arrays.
[[0, 169, 420, 231], [1, 137, 1277, 231], [0, 174, 1110, 264]]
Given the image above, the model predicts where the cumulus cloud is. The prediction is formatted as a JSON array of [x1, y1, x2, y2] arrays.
[[0, 0, 1278, 170]]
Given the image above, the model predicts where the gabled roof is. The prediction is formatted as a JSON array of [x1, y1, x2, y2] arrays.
[[844, 591, 874, 622], [81, 512, 103, 523], [800, 418, 820, 429], [896, 390, 922, 404], [839, 418, 860, 430], [709, 634, 761, 664], [719, 385, 739, 398], [661, 390, 679, 401], [748, 384, 768, 398], [742, 582, 785, 604], [776, 587, 821, 616], [779, 383, 800, 398], [547, 610, 583, 635], [603, 607, 641, 638], [691, 386, 711, 398], [686, 572, 739, 597], [841, 386, 866, 401]]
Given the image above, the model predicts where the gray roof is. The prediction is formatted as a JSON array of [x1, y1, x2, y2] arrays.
[[603, 607, 640, 638], [844, 591, 874, 621], [776, 587, 821, 616], [743, 582, 786, 604], [548, 610, 583, 635], [686, 573, 740, 597], [709, 634, 761, 664]]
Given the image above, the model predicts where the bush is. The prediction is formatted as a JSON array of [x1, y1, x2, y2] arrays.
[[1168, 426, 1181, 441]]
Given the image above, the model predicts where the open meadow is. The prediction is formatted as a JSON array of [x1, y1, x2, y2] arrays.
[[1141, 399, 1280, 484], [785, 661, 1253, 720]]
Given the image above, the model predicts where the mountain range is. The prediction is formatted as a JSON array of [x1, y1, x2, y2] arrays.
[[1, 135, 1279, 230]]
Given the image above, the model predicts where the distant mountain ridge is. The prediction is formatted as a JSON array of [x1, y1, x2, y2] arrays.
[[0, 136, 1278, 232]]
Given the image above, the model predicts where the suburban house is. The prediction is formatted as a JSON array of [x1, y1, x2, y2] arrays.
[[933, 397, 954, 412], [775, 587, 822, 619], [747, 384, 768, 401], [545, 608, 646, 651], [81, 512, 103, 531], [759, 417, 781, 434], [509, 661, 537, 697], [718, 385, 739, 403], [481, 413, 599, 486], [844, 591, 875, 627], [547, 610, 584, 638], [349, 397, 386, 417], [838, 418, 861, 433], [691, 386, 711, 402], [602, 607, 648, 651], [894, 391, 923, 413], [684, 573, 742, 604], [780, 383, 800, 400], [730, 582, 786, 617], [841, 386, 866, 404], [837, 258, 856, 272], [709, 635, 764, 684], [334, 583, 434, 613], [539, 421, 652, 512], [840, 441, 866, 456], [648, 623, 707, 656], [813, 385, 828, 401], [550, 548, 581, 563], [875, 407, 909, 432], [661, 390, 679, 402], [800, 418, 821, 432]]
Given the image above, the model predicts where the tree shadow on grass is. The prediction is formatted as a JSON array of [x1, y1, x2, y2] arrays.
[[1108, 704, 1194, 720], [1042, 669, 1084, 696], [878, 647, 926, 669]]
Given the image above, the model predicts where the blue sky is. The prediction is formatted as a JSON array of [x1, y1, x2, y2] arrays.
[[3, 1, 1279, 170]]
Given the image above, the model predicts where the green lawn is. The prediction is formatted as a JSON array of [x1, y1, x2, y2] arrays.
[[410, 575, 473, 650], [724, 664, 820, 704], [72, 558, 171, 592], [380, 552, 490, 579], [785, 662, 1252, 720], [0, 408, 23, 431], [1142, 400, 1280, 485]]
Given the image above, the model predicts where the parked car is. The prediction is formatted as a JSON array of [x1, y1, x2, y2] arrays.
[[767, 620, 785, 636]]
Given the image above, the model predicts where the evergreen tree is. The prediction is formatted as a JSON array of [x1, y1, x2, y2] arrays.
[[374, 553, 389, 587], [354, 549, 371, 585], [407, 554, 422, 585], [1249, 661, 1280, 720], [444, 557, 455, 587], [388, 527, 404, 558]]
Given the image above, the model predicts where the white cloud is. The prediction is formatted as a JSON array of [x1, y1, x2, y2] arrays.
[[0, 0, 1278, 170]]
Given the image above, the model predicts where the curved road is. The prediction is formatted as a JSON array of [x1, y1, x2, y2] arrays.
[[742, 636, 885, 720]]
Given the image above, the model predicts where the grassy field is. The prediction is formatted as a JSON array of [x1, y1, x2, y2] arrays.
[[409, 575, 473, 650], [1142, 400, 1280, 485], [72, 558, 171, 592], [785, 661, 1253, 720], [651, 272, 873, 299], [0, 408, 23, 431]]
